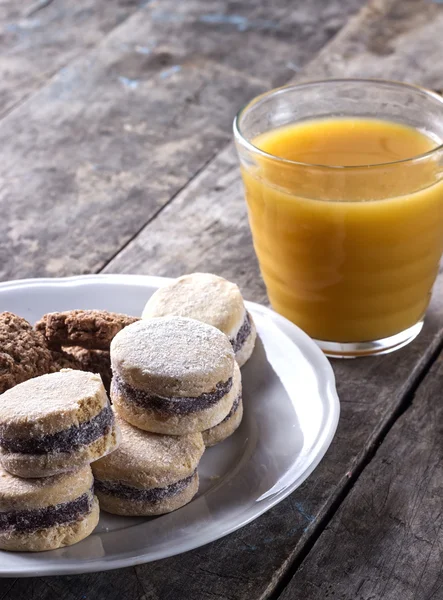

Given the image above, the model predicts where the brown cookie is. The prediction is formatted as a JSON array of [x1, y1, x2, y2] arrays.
[[0, 312, 53, 395], [62, 347, 111, 392], [35, 310, 139, 350], [50, 349, 83, 372]]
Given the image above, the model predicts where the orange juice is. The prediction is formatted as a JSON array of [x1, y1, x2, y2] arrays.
[[241, 118, 443, 342]]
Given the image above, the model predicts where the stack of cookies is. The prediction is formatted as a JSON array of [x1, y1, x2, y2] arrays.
[[0, 272, 256, 553], [93, 273, 255, 517], [0, 369, 120, 551]]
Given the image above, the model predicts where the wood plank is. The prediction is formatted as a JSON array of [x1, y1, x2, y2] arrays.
[[278, 353, 443, 600], [296, 0, 443, 89], [0, 567, 146, 600], [104, 143, 443, 599], [107, 0, 443, 287], [0, 0, 368, 598], [0, 0, 365, 283], [91, 1, 443, 598], [106, 146, 267, 302], [0, 0, 143, 118]]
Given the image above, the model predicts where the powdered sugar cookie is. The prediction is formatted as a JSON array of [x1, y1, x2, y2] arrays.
[[92, 414, 204, 516], [0, 370, 120, 478], [142, 273, 256, 367], [111, 317, 240, 435], [0, 465, 99, 552]]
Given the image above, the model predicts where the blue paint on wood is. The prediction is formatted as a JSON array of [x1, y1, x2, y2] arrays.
[[118, 76, 140, 90], [286, 61, 301, 72], [151, 10, 185, 23], [199, 13, 278, 32], [159, 65, 182, 79], [199, 13, 249, 31], [294, 502, 315, 524], [135, 45, 152, 55]]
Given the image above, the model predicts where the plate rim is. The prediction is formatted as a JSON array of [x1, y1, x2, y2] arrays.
[[0, 274, 340, 576]]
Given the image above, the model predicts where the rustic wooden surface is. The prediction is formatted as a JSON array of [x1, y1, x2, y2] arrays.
[[1, 0, 443, 599], [0, 0, 143, 118], [0, 0, 364, 282], [279, 351, 443, 600]]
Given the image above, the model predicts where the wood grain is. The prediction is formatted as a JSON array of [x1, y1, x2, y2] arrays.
[[2, 0, 442, 599], [0, 0, 365, 283], [0, 0, 142, 118], [95, 1, 443, 598], [105, 145, 267, 302], [278, 351, 443, 600], [0, 0, 369, 599], [296, 0, 443, 89], [102, 139, 443, 598]]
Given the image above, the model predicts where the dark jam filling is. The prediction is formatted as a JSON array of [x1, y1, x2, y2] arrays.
[[219, 393, 241, 425], [0, 405, 114, 455], [0, 489, 93, 533], [95, 471, 196, 503], [230, 312, 252, 353], [113, 376, 232, 416]]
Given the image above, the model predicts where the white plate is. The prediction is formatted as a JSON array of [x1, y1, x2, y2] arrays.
[[0, 274, 339, 577]]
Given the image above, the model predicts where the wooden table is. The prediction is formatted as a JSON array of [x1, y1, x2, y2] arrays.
[[1, 0, 443, 598]]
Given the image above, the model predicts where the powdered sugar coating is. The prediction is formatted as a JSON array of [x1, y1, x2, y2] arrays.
[[0, 370, 109, 439], [0, 497, 99, 552], [111, 316, 234, 397], [142, 273, 246, 338], [112, 375, 232, 415], [0, 489, 94, 533], [1, 423, 120, 479], [0, 465, 93, 512], [0, 406, 114, 454], [112, 361, 241, 435], [92, 414, 204, 488]]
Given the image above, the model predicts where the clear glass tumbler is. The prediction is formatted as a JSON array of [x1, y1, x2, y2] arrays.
[[234, 79, 443, 357]]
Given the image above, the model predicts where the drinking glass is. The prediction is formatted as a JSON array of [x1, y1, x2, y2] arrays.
[[234, 79, 443, 357]]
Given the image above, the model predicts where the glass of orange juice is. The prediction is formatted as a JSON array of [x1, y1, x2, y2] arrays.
[[234, 79, 443, 357]]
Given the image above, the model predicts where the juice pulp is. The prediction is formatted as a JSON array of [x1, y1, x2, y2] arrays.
[[242, 118, 443, 342]]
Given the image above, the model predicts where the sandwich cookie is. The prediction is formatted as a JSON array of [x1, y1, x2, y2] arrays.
[[202, 395, 243, 447], [0, 465, 99, 552], [0, 370, 120, 478], [92, 414, 204, 516], [111, 316, 240, 435], [142, 273, 257, 367]]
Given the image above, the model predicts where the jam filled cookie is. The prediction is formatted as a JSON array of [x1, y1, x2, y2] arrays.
[[0, 312, 53, 394], [0, 465, 99, 552], [0, 370, 120, 478], [141, 273, 256, 367], [111, 317, 240, 435], [92, 414, 204, 516], [35, 309, 139, 350], [202, 395, 243, 447]]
